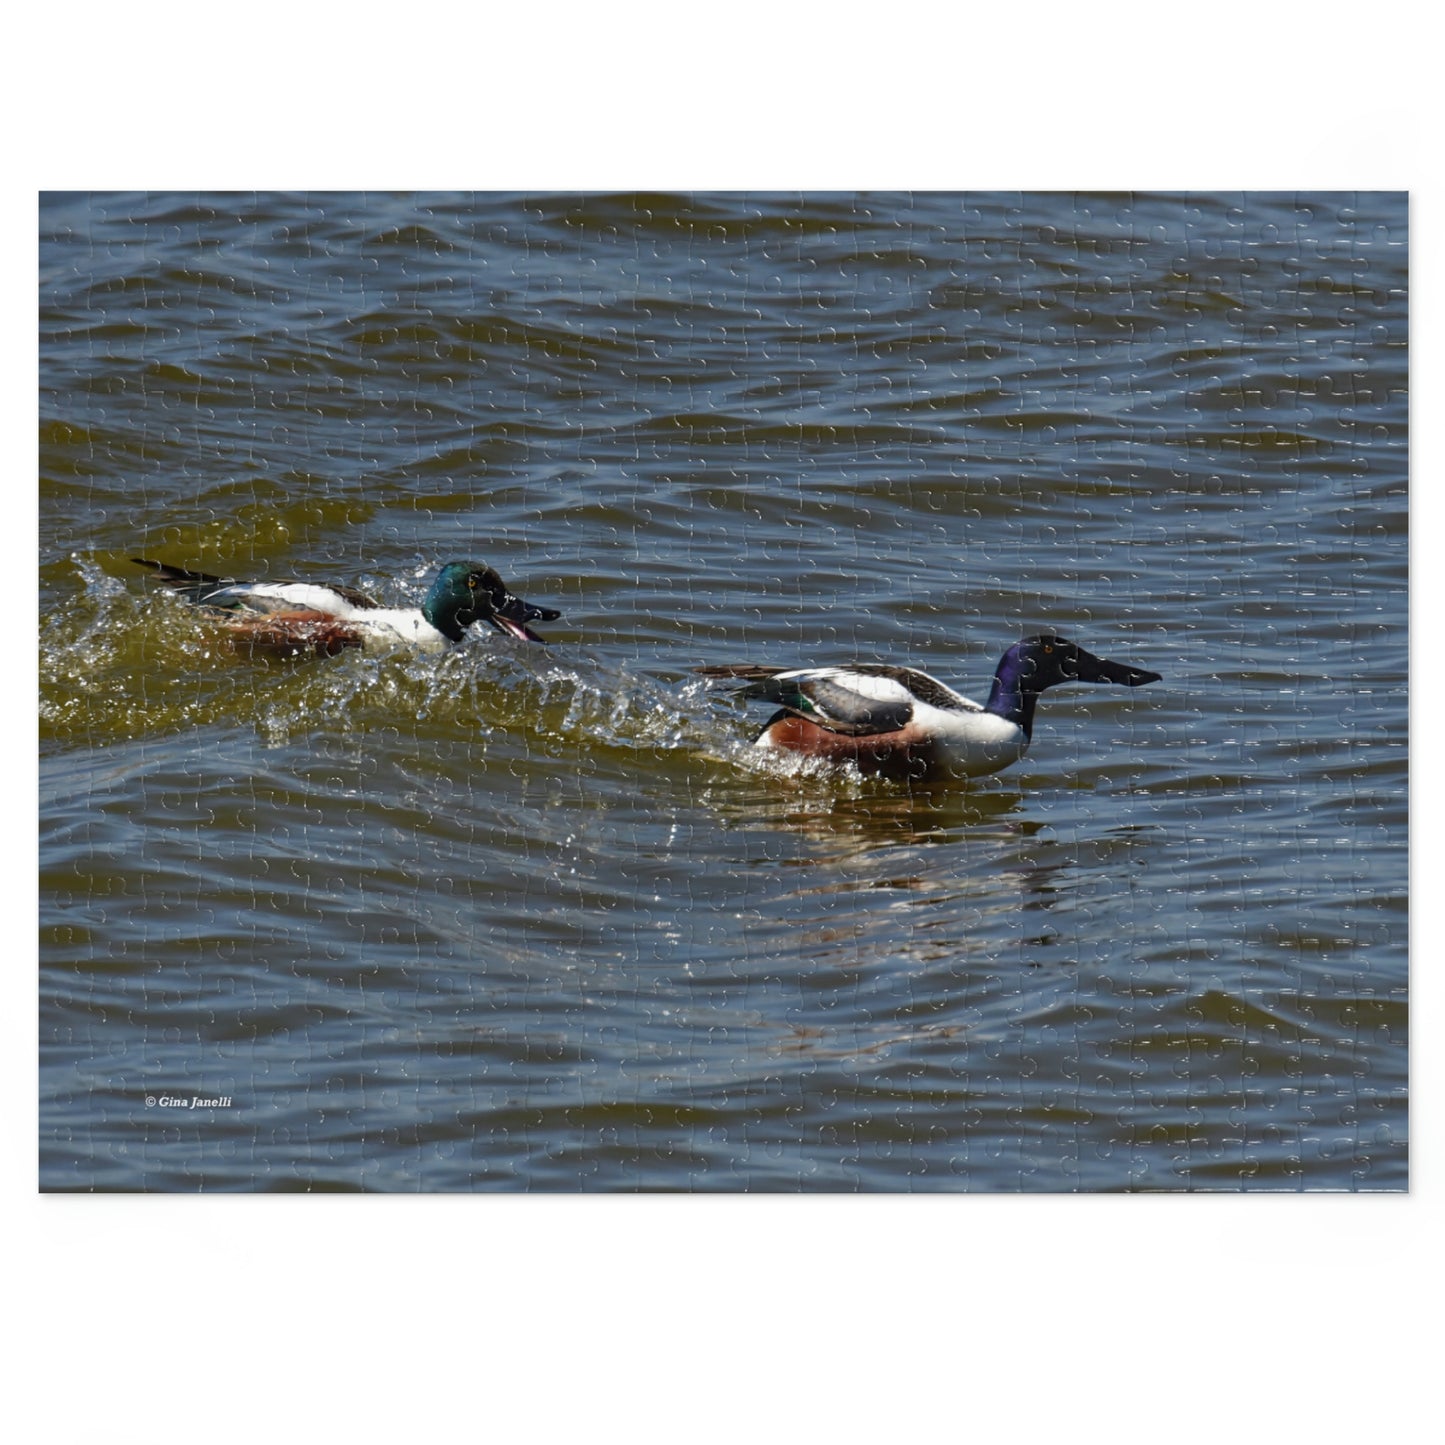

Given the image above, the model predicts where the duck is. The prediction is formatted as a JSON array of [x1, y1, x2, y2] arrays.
[[697, 635, 1161, 779], [133, 558, 561, 657]]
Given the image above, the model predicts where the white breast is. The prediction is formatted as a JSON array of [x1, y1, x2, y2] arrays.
[[354, 609, 449, 649], [915, 702, 1029, 778]]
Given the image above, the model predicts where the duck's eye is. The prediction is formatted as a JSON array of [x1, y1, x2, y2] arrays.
[[1043, 644, 1053, 654], [467, 576, 478, 590]]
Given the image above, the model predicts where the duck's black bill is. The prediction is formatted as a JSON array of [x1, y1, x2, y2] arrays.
[[489, 592, 562, 642], [1078, 651, 1162, 687]]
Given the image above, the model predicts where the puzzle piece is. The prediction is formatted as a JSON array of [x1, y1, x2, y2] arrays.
[[39, 192, 1407, 1194]]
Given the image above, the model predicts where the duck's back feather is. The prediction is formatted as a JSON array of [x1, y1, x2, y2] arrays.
[[697, 663, 978, 737], [133, 559, 379, 615]]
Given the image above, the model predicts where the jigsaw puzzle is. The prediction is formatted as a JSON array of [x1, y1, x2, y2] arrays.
[[38, 191, 1408, 1191]]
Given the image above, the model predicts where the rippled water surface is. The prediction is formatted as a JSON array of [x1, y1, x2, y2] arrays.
[[39, 192, 1407, 1190]]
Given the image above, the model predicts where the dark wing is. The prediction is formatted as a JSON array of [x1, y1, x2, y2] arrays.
[[694, 665, 787, 681], [698, 665, 917, 737], [829, 664, 978, 713], [133, 558, 239, 603], [133, 558, 380, 612]]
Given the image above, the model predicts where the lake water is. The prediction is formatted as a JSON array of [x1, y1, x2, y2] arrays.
[[39, 191, 1408, 1190]]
